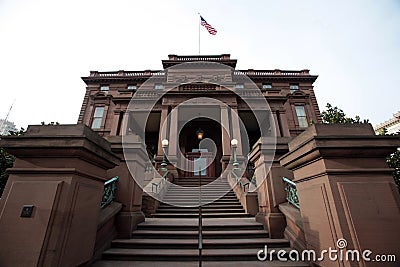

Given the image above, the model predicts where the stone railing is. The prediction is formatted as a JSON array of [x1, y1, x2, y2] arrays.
[[180, 84, 217, 91], [89, 69, 310, 78], [90, 70, 164, 77], [151, 170, 169, 193], [231, 170, 250, 192], [228, 169, 258, 215], [235, 69, 310, 76], [167, 54, 231, 61]]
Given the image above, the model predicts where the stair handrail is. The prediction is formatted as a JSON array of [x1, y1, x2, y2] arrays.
[[101, 176, 119, 208], [198, 166, 203, 266], [282, 176, 300, 209]]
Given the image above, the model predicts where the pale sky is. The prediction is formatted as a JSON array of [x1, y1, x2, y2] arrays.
[[0, 0, 399, 129]]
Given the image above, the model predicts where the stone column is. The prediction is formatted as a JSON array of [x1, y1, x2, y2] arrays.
[[0, 124, 120, 267], [280, 124, 400, 267], [278, 110, 291, 137], [120, 111, 130, 135], [168, 106, 178, 158], [272, 111, 281, 137], [249, 137, 293, 238], [157, 105, 169, 157], [110, 110, 121, 136], [230, 107, 243, 155], [107, 135, 148, 238], [220, 106, 231, 169]]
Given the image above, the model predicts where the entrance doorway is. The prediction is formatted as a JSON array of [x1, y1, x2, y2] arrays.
[[179, 118, 222, 177]]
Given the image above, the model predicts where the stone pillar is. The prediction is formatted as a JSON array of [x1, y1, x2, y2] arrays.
[[110, 110, 121, 136], [230, 107, 243, 155], [278, 111, 291, 137], [220, 106, 231, 169], [0, 124, 120, 267], [272, 111, 281, 137], [168, 106, 178, 158], [107, 135, 147, 238], [280, 124, 400, 267], [249, 137, 293, 238], [157, 105, 169, 157]]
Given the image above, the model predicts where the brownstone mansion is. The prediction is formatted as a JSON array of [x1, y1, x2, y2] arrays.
[[0, 54, 399, 267]]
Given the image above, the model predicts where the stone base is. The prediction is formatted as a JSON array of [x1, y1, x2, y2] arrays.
[[255, 211, 267, 229], [256, 212, 286, 238], [266, 212, 286, 238], [141, 194, 159, 217], [115, 211, 145, 238]]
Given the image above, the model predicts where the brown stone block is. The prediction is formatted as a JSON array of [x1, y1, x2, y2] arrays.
[[0, 124, 120, 267], [280, 124, 400, 267]]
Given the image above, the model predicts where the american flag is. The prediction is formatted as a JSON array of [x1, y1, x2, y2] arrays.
[[200, 15, 217, 35]]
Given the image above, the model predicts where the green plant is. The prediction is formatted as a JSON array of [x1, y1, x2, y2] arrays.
[[379, 128, 400, 189], [0, 147, 14, 196], [387, 149, 400, 189], [321, 103, 369, 124], [0, 127, 25, 196]]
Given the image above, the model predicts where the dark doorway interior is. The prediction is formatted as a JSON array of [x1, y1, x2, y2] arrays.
[[179, 118, 222, 177]]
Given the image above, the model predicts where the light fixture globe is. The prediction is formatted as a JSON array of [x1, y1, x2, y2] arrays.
[[162, 139, 169, 147], [231, 138, 238, 146]]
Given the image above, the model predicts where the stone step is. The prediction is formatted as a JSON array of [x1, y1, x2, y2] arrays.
[[158, 200, 241, 206], [93, 260, 310, 267], [162, 199, 238, 203], [172, 182, 229, 184], [168, 189, 235, 194], [151, 212, 251, 218], [137, 218, 264, 231], [171, 184, 231, 187], [163, 195, 238, 199], [132, 229, 268, 239], [165, 193, 236, 196], [155, 208, 246, 214], [172, 180, 228, 183], [158, 204, 243, 209], [111, 238, 289, 249], [165, 192, 233, 196], [102, 248, 293, 261]]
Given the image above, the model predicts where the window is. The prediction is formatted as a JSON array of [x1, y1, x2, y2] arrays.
[[128, 84, 137, 90], [100, 85, 109, 93], [290, 84, 299, 93], [262, 83, 272, 89], [91, 107, 104, 129], [235, 83, 244, 89], [295, 106, 308, 128], [154, 84, 164, 90]]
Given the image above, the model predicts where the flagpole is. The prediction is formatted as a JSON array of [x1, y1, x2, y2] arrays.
[[198, 12, 201, 55]]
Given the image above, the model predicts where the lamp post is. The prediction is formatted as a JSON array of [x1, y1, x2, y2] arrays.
[[195, 128, 204, 267], [161, 139, 169, 171], [231, 138, 239, 169]]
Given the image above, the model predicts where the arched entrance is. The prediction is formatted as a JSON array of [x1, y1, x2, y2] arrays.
[[179, 118, 222, 177]]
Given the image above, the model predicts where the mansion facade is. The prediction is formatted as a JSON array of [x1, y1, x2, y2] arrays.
[[0, 54, 398, 267]]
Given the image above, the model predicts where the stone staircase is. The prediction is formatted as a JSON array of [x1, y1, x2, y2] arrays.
[[93, 177, 308, 266]]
